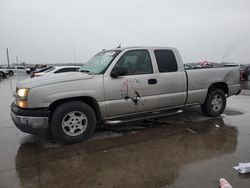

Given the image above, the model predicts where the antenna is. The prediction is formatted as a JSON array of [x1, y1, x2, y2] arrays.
[[117, 43, 121, 48]]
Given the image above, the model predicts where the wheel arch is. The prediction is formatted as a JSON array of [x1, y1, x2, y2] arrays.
[[49, 96, 102, 122], [208, 82, 228, 95]]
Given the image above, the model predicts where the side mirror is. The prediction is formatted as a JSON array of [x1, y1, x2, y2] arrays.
[[110, 66, 128, 78]]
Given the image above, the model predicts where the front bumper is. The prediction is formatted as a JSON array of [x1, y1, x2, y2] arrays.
[[10, 102, 50, 135]]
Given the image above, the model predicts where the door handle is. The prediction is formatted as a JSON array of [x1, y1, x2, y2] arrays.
[[148, 79, 157, 85]]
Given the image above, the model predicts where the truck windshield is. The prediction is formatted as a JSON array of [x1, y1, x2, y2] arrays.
[[81, 50, 120, 74]]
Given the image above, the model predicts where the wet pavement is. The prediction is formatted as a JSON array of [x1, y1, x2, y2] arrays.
[[241, 80, 250, 90], [0, 75, 250, 188]]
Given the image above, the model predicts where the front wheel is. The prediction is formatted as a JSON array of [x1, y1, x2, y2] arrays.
[[0, 72, 6, 78], [201, 89, 226, 117], [51, 101, 96, 144]]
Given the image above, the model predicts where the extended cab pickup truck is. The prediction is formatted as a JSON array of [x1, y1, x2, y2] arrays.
[[11, 47, 241, 144]]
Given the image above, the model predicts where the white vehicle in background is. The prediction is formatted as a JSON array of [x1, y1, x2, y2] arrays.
[[0, 66, 8, 78], [7, 66, 29, 75], [32, 66, 81, 78], [30, 66, 54, 78]]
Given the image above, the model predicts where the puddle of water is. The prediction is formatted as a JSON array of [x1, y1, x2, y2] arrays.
[[223, 109, 244, 116]]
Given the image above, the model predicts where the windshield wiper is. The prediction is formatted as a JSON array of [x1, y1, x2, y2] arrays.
[[80, 69, 94, 75], [81, 69, 90, 73]]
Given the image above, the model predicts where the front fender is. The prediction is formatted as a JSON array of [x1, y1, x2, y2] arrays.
[[27, 76, 104, 108]]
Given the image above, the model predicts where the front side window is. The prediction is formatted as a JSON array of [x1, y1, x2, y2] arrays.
[[154, 50, 178, 72], [81, 50, 120, 74], [114, 50, 153, 75]]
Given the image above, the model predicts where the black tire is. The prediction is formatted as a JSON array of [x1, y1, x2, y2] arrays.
[[8, 71, 14, 76], [201, 89, 226, 117], [51, 101, 96, 144], [0, 72, 6, 78]]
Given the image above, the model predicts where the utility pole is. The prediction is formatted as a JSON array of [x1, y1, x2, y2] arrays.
[[73, 41, 76, 64], [6, 48, 10, 68], [16, 55, 19, 65]]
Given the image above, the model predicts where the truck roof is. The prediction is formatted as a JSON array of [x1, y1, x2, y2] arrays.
[[107, 46, 178, 51]]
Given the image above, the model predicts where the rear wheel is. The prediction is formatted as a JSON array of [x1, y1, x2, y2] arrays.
[[51, 101, 96, 144], [201, 89, 226, 117], [8, 71, 14, 76]]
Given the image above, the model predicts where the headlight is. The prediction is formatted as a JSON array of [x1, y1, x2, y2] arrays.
[[17, 88, 29, 98], [16, 88, 30, 108]]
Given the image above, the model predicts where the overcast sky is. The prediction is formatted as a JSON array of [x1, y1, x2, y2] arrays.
[[0, 0, 250, 65]]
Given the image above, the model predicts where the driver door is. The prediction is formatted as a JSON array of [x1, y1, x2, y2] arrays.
[[103, 50, 158, 118]]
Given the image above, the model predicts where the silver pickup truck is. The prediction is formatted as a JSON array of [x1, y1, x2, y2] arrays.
[[11, 47, 241, 144]]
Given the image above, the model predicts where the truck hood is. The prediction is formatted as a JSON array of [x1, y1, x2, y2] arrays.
[[18, 72, 94, 89]]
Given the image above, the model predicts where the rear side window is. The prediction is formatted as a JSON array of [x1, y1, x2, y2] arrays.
[[154, 50, 178, 72]]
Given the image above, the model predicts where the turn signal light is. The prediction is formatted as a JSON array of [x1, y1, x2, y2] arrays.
[[16, 100, 28, 108]]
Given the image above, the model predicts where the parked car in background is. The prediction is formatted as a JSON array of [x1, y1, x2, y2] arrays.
[[220, 62, 238, 67], [31, 66, 81, 78], [184, 63, 198, 70], [240, 65, 245, 80], [198, 61, 223, 68], [7, 66, 29, 75], [185, 62, 238, 70], [240, 64, 250, 81], [184, 64, 192, 70], [25, 67, 31, 74], [0, 66, 8, 78], [30, 66, 53, 78]]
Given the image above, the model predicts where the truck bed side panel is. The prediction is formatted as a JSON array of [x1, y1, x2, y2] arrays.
[[186, 67, 241, 105]]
